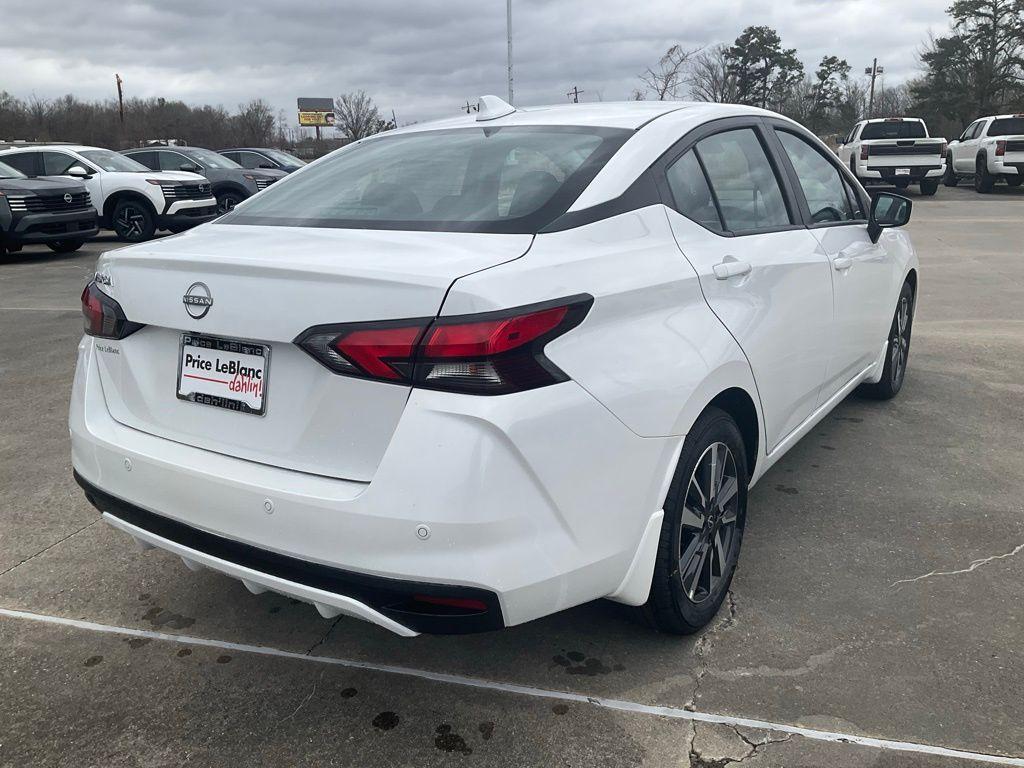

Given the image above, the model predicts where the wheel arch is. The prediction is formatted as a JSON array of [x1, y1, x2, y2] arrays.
[[211, 181, 249, 199], [103, 190, 157, 226], [706, 387, 760, 479]]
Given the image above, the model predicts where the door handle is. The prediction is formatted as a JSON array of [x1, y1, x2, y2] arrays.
[[833, 255, 853, 271], [713, 260, 752, 280]]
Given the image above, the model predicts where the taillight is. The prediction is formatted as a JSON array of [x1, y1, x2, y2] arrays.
[[81, 281, 143, 339], [295, 295, 593, 395], [996, 140, 1006, 157], [860, 145, 870, 160], [940, 141, 947, 157]]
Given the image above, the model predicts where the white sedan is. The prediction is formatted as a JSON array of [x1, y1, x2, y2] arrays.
[[71, 97, 918, 636]]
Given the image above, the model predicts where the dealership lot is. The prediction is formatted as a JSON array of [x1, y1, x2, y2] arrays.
[[1, 184, 1022, 766]]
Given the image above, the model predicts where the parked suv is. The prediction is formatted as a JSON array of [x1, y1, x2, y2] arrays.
[[945, 114, 1024, 192], [218, 147, 306, 174], [72, 99, 917, 637], [0, 145, 216, 242], [123, 146, 286, 214], [838, 118, 946, 195], [0, 158, 98, 257]]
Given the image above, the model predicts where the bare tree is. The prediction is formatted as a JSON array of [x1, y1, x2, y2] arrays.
[[233, 99, 275, 146], [688, 44, 738, 103], [638, 45, 701, 100], [334, 90, 388, 140]]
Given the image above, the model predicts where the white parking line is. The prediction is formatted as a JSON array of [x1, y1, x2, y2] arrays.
[[0, 306, 78, 311], [2, 606, 1021, 766]]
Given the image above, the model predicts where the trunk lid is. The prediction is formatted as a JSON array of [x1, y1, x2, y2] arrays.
[[863, 138, 946, 168], [93, 223, 532, 481]]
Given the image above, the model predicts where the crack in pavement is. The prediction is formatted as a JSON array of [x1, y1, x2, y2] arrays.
[[278, 669, 325, 725], [891, 543, 1024, 589], [304, 615, 344, 656], [689, 722, 792, 766], [0, 518, 99, 579], [687, 589, 738, 712]]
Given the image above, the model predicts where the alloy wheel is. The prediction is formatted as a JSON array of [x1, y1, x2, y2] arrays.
[[890, 293, 911, 389], [678, 442, 740, 604], [116, 205, 146, 239]]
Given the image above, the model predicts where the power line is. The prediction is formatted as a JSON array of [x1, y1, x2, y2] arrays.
[[566, 85, 584, 103]]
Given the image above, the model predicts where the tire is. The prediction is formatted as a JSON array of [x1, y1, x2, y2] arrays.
[[642, 407, 748, 635], [216, 190, 245, 215], [112, 199, 156, 242], [919, 179, 939, 196], [1007, 177, 1023, 188], [975, 156, 995, 193], [943, 162, 958, 187], [46, 239, 86, 253], [859, 280, 914, 400]]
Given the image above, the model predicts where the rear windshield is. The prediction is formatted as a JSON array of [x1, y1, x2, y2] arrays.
[[221, 126, 630, 233], [861, 121, 928, 140], [989, 118, 1024, 136]]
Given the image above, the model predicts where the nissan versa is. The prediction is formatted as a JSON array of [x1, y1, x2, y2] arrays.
[[71, 98, 918, 636]]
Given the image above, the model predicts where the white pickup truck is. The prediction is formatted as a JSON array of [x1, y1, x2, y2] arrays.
[[945, 114, 1024, 193], [838, 118, 947, 196]]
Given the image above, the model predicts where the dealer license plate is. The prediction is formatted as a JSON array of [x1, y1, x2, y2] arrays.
[[177, 333, 270, 416]]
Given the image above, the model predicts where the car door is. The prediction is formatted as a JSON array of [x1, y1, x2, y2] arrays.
[[660, 121, 835, 451], [41, 151, 103, 205], [953, 121, 982, 173], [837, 123, 861, 167], [769, 125, 892, 398]]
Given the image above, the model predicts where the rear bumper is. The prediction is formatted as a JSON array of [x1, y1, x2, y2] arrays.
[[70, 337, 679, 634], [860, 164, 944, 182]]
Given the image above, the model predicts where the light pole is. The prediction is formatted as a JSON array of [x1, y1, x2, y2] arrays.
[[506, 0, 514, 105], [865, 59, 884, 119]]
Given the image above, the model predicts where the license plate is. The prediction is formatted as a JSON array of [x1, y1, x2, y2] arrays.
[[895, 168, 911, 176], [177, 333, 270, 416]]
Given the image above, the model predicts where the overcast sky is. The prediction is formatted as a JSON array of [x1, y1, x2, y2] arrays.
[[1, 0, 953, 127]]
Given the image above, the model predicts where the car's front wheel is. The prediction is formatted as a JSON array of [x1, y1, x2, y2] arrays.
[[643, 407, 747, 634], [216, 191, 245, 215], [112, 200, 156, 242], [46, 239, 86, 253], [859, 280, 914, 400]]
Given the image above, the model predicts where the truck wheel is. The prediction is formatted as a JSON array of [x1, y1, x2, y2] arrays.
[[975, 157, 995, 193], [919, 179, 939, 196], [46, 239, 86, 253], [942, 163, 958, 187], [112, 199, 156, 242]]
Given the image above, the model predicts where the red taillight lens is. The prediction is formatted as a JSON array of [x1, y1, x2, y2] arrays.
[[860, 145, 870, 160], [996, 140, 1006, 157], [411, 594, 488, 613], [295, 295, 593, 395], [940, 141, 947, 157], [81, 281, 143, 340]]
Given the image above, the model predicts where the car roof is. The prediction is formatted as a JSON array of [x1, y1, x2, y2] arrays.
[[862, 117, 925, 124], [0, 144, 100, 154], [219, 148, 277, 153], [386, 101, 768, 135]]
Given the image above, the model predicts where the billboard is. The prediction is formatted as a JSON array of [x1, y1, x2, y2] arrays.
[[297, 97, 335, 128]]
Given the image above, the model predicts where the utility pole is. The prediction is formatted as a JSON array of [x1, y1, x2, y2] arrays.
[[566, 86, 584, 103], [865, 59, 884, 119], [462, 101, 478, 114], [115, 74, 125, 125], [506, 0, 514, 105]]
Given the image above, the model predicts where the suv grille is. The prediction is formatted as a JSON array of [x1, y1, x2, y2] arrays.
[[159, 182, 213, 200], [254, 177, 276, 191], [5, 190, 92, 213], [868, 145, 943, 157]]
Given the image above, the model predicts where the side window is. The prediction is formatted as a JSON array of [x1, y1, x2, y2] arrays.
[[237, 152, 263, 169], [695, 128, 791, 233], [966, 121, 982, 140], [666, 149, 724, 233], [128, 151, 159, 170], [1, 152, 38, 176], [158, 151, 189, 171], [42, 151, 79, 175], [775, 131, 855, 224]]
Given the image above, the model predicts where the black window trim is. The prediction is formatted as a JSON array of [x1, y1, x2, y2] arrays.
[[765, 119, 870, 230], [653, 116, 806, 239]]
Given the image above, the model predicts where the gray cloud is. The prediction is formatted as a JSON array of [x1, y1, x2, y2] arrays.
[[0, 0, 952, 127]]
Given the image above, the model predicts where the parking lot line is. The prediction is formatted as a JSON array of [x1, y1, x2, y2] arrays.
[[2, 606, 1021, 767]]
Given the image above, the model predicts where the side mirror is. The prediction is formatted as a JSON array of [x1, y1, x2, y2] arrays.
[[67, 165, 90, 178], [179, 163, 201, 173], [868, 192, 912, 243]]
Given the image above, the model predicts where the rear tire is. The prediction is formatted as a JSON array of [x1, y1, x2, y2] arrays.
[[859, 280, 914, 400], [975, 157, 995, 193], [46, 239, 85, 253], [112, 199, 156, 242], [943, 162, 958, 187], [919, 179, 939, 196], [642, 407, 748, 635]]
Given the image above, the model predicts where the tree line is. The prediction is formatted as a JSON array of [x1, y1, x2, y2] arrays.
[[1, 0, 1020, 151], [634, 0, 1024, 140]]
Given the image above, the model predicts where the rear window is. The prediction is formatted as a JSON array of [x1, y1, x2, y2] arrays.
[[989, 118, 1024, 136], [222, 126, 630, 234], [860, 121, 927, 140]]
